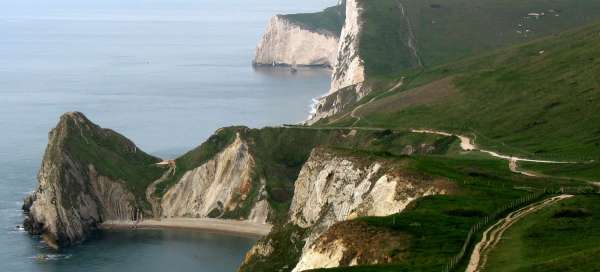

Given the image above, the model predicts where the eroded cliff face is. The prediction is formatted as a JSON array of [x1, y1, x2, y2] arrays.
[[308, 0, 367, 123], [240, 147, 453, 271], [161, 134, 270, 223], [293, 221, 409, 271], [328, 0, 365, 93], [23, 112, 160, 247], [254, 15, 339, 67]]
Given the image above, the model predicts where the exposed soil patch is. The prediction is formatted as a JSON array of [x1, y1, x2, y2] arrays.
[[357, 77, 457, 116], [319, 220, 410, 266]]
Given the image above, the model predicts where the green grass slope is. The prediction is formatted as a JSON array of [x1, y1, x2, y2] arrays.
[[357, 0, 600, 81], [484, 195, 600, 272], [157, 126, 452, 223], [306, 152, 586, 272], [329, 22, 600, 163], [58, 112, 164, 208], [282, 2, 345, 36]]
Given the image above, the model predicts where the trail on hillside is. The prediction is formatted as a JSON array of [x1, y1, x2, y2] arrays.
[[410, 129, 577, 176], [395, 0, 423, 67], [350, 78, 405, 126], [146, 161, 176, 218], [465, 194, 573, 272], [281, 125, 583, 179]]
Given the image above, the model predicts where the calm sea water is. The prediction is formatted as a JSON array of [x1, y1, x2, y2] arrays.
[[0, 0, 334, 271]]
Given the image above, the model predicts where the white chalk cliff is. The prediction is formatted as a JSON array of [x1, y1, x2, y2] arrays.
[[254, 15, 339, 67], [161, 133, 270, 224], [23, 112, 153, 247], [308, 0, 367, 123], [242, 148, 450, 271]]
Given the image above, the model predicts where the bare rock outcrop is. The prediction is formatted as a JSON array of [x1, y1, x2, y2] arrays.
[[22, 112, 162, 248], [253, 15, 339, 68], [241, 147, 453, 271], [308, 0, 368, 123], [161, 133, 270, 223]]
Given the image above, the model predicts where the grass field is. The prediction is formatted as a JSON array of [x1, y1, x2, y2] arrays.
[[61, 113, 164, 209], [357, 0, 600, 81], [156, 126, 452, 222], [519, 161, 600, 183], [307, 152, 586, 272], [283, 3, 345, 35], [484, 195, 600, 272], [327, 22, 600, 165]]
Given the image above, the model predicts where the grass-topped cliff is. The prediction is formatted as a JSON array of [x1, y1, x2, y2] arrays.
[[357, 0, 600, 82], [61, 112, 164, 208], [23, 112, 165, 247], [282, 1, 346, 36], [25, 1, 600, 270], [326, 22, 600, 162], [156, 126, 452, 223]]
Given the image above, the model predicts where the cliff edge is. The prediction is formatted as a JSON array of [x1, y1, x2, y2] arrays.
[[22, 112, 163, 248], [253, 2, 345, 67]]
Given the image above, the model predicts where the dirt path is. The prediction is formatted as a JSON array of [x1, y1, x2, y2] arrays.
[[146, 160, 176, 217], [350, 78, 405, 126], [281, 125, 584, 178], [410, 129, 576, 176], [465, 194, 573, 272], [395, 0, 423, 67]]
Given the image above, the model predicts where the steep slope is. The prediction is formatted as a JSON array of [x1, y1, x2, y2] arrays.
[[309, 0, 600, 123], [239, 148, 454, 272], [22, 112, 163, 248], [154, 127, 451, 224], [253, 2, 345, 67], [330, 22, 600, 162]]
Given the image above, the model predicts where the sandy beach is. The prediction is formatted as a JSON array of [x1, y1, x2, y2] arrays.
[[100, 218, 272, 237]]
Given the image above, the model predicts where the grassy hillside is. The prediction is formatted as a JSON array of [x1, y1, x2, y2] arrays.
[[60, 113, 164, 208], [157, 126, 451, 222], [357, 0, 600, 81], [283, 2, 345, 36], [327, 22, 600, 163], [484, 195, 600, 272], [306, 151, 586, 272]]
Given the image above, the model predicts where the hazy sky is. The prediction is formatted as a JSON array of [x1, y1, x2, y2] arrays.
[[0, 0, 338, 17]]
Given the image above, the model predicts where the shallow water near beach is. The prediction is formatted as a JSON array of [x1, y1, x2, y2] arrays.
[[0, 0, 334, 271]]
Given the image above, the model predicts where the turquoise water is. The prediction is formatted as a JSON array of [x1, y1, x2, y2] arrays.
[[0, 0, 334, 271]]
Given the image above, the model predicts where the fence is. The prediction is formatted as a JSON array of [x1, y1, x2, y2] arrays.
[[442, 186, 596, 272]]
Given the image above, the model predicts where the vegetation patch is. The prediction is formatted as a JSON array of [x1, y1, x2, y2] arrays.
[[283, 3, 345, 36], [552, 208, 592, 218], [61, 113, 164, 209], [484, 195, 600, 272], [311, 152, 584, 272], [319, 220, 410, 266], [329, 22, 600, 162]]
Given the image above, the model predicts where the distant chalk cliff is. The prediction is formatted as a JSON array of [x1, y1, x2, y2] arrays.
[[253, 2, 345, 68]]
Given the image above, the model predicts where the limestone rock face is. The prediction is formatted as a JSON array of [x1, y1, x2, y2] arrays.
[[253, 15, 339, 67], [22, 112, 158, 247], [328, 0, 365, 92], [161, 134, 270, 223], [241, 148, 451, 271], [308, 0, 367, 123], [292, 220, 410, 271], [289, 148, 447, 270], [292, 239, 346, 272]]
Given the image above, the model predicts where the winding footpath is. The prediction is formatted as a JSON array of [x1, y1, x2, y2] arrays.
[[465, 194, 574, 272], [410, 129, 577, 176], [350, 77, 405, 126], [146, 160, 176, 217]]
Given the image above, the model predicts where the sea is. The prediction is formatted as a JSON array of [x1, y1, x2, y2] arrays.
[[0, 0, 334, 271]]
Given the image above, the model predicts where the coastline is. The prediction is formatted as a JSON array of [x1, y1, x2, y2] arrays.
[[100, 218, 272, 237]]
